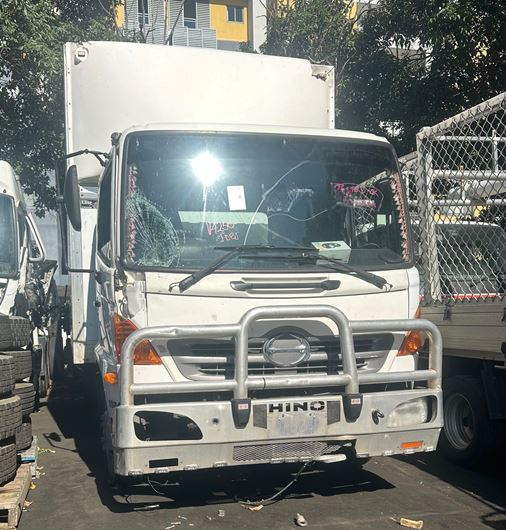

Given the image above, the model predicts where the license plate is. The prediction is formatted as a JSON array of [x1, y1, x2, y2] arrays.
[[267, 403, 328, 437]]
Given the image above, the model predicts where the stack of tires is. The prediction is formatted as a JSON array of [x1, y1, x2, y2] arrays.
[[0, 315, 35, 485]]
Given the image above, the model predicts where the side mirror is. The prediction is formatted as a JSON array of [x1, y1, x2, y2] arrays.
[[64, 165, 82, 231]]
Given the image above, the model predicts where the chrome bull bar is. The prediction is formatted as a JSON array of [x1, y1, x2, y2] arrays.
[[120, 305, 443, 419]]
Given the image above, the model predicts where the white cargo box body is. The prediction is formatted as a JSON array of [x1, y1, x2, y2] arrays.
[[64, 41, 335, 184], [64, 41, 334, 363]]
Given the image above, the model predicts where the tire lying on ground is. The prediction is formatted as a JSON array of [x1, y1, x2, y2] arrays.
[[0, 395, 22, 441], [8, 317, 31, 349], [13, 383, 36, 416], [0, 350, 32, 382], [16, 417, 32, 452], [0, 315, 13, 350], [0, 316, 31, 351], [0, 442, 17, 485], [0, 356, 15, 396]]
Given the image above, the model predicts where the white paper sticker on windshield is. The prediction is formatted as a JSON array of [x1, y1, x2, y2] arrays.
[[227, 186, 246, 211]]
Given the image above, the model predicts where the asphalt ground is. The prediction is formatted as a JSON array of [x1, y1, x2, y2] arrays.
[[18, 377, 506, 530]]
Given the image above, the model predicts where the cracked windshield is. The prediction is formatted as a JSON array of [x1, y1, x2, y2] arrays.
[[123, 133, 409, 271], [0, 194, 17, 276]]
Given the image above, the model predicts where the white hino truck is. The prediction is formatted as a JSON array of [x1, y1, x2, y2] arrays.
[[59, 41, 442, 480]]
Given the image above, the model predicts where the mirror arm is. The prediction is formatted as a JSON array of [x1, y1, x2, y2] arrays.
[[59, 149, 109, 167]]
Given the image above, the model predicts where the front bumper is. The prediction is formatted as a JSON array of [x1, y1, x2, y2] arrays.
[[114, 304, 443, 476]]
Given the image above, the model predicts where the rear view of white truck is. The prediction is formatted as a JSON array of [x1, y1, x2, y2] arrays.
[[59, 41, 442, 480]]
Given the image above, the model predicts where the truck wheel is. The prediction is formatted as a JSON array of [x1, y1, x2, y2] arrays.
[[0, 356, 15, 396], [0, 442, 17, 485], [53, 321, 65, 382], [440, 375, 494, 467], [13, 383, 36, 416], [0, 395, 22, 441], [38, 341, 52, 399]]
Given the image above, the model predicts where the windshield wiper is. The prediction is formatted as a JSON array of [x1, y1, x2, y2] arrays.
[[171, 245, 311, 293], [310, 254, 392, 290], [249, 249, 391, 290]]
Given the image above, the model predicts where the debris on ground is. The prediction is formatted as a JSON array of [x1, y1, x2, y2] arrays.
[[30, 482, 37, 490], [399, 519, 423, 530], [133, 504, 160, 511], [38, 447, 56, 455], [23, 500, 33, 511], [218, 509, 226, 518], [390, 517, 424, 530], [244, 504, 264, 512], [295, 513, 308, 527]]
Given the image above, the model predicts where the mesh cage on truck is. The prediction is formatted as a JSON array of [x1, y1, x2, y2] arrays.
[[402, 92, 506, 306]]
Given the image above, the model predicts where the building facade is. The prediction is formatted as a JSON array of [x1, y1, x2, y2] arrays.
[[117, 0, 267, 51]]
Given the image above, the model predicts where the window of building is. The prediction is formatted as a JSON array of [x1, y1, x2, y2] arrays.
[[227, 5, 244, 23], [138, 0, 150, 25], [183, 0, 197, 28]]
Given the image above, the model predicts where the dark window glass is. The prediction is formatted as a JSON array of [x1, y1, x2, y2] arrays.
[[138, 0, 150, 25], [122, 132, 409, 272], [184, 0, 197, 27], [0, 195, 18, 276], [97, 165, 112, 263], [227, 5, 243, 22]]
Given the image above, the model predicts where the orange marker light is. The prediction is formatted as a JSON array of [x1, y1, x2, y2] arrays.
[[400, 441, 423, 450], [113, 314, 162, 365], [104, 372, 118, 385], [397, 306, 424, 356]]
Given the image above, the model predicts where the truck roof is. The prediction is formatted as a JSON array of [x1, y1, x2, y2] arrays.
[[121, 122, 390, 145], [0, 161, 25, 208]]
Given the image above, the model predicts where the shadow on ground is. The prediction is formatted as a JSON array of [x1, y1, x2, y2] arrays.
[[398, 446, 506, 529], [44, 374, 395, 514]]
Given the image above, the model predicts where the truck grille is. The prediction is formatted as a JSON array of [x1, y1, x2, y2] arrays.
[[170, 333, 394, 380], [233, 441, 342, 462]]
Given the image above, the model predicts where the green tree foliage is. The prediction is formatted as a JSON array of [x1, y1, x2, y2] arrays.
[[0, 0, 119, 213], [262, 0, 356, 90], [263, 0, 506, 155]]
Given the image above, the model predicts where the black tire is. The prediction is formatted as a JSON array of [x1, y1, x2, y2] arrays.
[[0, 395, 22, 441], [13, 383, 36, 416], [53, 320, 64, 382], [439, 375, 495, 468], [0, 356, 15, 396], [0, 350, 32, 382], [0, 316, 13, 350], [0, 442, 17, 485], [16, 418, 32, 452], [8, 317, 31, 349]]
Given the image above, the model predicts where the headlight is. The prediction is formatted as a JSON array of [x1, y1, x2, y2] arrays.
[[387, 397, 432, 428]]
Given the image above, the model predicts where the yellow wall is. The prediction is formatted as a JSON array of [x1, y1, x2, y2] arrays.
[[210, 0, 248, 42], [115, 0, 125, 28]]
